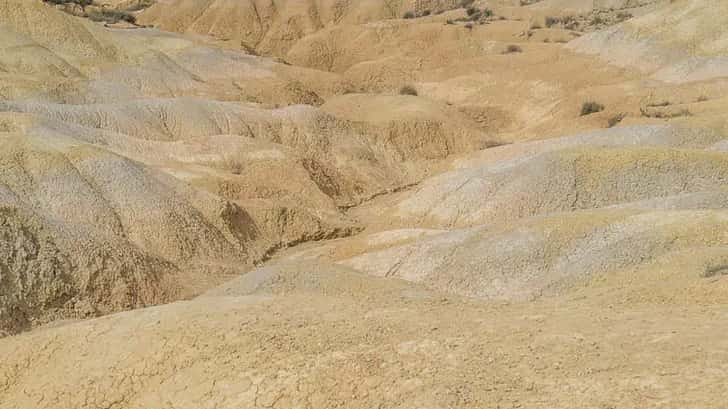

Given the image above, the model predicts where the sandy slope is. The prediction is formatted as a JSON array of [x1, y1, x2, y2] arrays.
[[570, 0, 728, 82], [2, 290, 728, 408], [2, 0, 728, 407]]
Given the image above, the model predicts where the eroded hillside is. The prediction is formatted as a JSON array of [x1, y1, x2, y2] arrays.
[[2, 0, 728, 407]]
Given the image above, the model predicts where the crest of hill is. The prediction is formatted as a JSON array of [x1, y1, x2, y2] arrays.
[[137, 0, 464, 55], [0, 0, 122, 66]]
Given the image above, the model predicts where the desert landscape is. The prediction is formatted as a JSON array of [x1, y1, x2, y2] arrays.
[[1, 0, 728, 407]]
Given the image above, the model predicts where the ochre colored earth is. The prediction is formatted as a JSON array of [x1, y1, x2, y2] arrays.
[[2, 0, 728, 407]]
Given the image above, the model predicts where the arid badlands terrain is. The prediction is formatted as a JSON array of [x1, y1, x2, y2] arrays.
[[2, 0, 728, 407]]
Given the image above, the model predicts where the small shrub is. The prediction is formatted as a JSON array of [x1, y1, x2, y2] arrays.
[[87, 8, 137, 24], [421, 9, 431, 17], [562, 15, 578, 29], [697, 95, 709, 102], [403, 11, 415, 19], [222, 155, 245, 175], [399, 85, 418, 96], [504, 44, 523, 53], [580, 101, 605, 116], [229, 162, 244, 175], [546, 15, 576, 29], [464, 22, 474, 30], [44, 0, 92, 8], [545, 16, 559, 27], [466, 7, 478, 16], [607, 113, 626, 128], [616, 11, 632, 21]]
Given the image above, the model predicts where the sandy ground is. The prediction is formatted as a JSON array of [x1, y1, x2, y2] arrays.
[[2, 0, 728, 407]]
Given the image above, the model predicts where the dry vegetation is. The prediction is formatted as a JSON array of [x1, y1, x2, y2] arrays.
[[43, 0, 153, 24]]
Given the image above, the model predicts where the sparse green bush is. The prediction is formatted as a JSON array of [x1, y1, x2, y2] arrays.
[[403, 11, 416, 19], [399, 85, 418, 96], [580, 101, 605, 116]]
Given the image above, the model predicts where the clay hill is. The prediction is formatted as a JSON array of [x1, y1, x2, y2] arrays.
[[1, 0, 728, 407]]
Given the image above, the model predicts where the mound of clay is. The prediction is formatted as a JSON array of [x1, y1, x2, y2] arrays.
[[569, 0, 728, 82], [1, 99, 431, 208], [0, 126, 256, 335], [274, 204, 728, 302], [390, 145, 728, 228]]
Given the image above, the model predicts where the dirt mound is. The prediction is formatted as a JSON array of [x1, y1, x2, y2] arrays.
[[321, 93, 500, 158], [569, 0, 728, 82], [273, 206, 728, 301], [351, 125, 723, 228], [390, 146, 728, 228], [0, 97, 478, 208], [137, 0, 464, 55], [0, 0, 122, 65], [201, 261, 437, 300], [0, 128, 257, 335]]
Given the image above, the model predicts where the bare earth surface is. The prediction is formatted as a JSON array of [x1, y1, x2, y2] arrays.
[[2, 0, 728, 407]]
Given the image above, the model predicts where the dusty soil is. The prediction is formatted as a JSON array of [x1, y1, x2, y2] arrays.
[[1, 0, 728, 407]]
